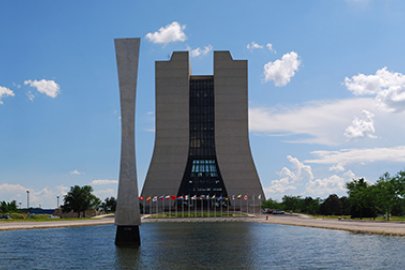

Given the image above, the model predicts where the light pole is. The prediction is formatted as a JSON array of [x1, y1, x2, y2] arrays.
[[26, 190, 30, 209], [57, 196, 60, 208]]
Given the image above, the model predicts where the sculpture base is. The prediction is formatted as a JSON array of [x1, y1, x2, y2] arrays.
[[115, 225, 141, 247]]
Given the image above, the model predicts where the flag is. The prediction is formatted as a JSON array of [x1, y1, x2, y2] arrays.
[[258, 194, 262, 200], [212, 195, 216, 199], [191, 195, 197, 200], [165, 195, 171, 199], [171, 195, 177, 200], [185, 195, 189, 200], [200, 195, 205, 200], [232, 195, 235, 200], [146, 196, 152, 201], [138, 196, 144, 200], [244, 195, 248, 200], [237, 194, 242, 199], [152, 196, 158, 202], [177, 195, 184, 200], [159, 195, 165, 200]]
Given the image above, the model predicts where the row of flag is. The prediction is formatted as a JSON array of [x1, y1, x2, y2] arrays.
[[138, 194, 262, 202]]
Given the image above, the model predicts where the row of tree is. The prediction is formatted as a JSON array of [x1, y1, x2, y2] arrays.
[[263, 170, 405, 220], [1, 186, 116, 218]]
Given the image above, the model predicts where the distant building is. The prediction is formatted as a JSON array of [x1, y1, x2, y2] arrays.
[[142, 51, 265, 210]]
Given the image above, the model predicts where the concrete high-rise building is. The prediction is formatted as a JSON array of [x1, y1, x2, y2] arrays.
[[142, 51, 264, 209]]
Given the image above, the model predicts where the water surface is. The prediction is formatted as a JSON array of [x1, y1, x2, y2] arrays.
[[1, 223, 404, 269]]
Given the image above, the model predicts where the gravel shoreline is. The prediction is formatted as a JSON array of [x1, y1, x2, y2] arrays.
[[1, 214, 405, 236]]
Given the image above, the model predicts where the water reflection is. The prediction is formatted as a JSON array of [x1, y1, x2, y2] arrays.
[[0, 223, 404, 270]]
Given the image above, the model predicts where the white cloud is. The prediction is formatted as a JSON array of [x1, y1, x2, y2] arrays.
[[247, 42, 275, 53], [264, 156, 354, 199], [0, 86, 15, 104], [26, 91, 35, 102], [329, 163, 346, 173], [249, 98, 377, 145], [70, 169, 81, 176], [306, 146, 405, 166], [263, 51, 301, 86], [344, 67, 405, 112], [305, 171, 353, 197], [344, 109, 376, 139], [24, 79, 60, 98], [247, 42, 263, 50], [188, 44, 212, 58], [0, 183, 69, 209], [265, 43, 275, 53], [265, 155, 313, 194], [90, 179, 118, 185], [145, 21, 187, 44], [93, 188, 116, 200]]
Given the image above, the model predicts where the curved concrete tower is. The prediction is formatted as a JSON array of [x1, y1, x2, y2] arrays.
[[142, 51, 264, 210], [114, 38, 141, 246]]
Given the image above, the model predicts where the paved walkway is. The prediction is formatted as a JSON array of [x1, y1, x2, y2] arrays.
[[1, 214, 405, 236], [0, 217, 114, 231]]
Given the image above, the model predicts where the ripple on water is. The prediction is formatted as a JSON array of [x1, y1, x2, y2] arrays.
[[0, 223, 404, 270]]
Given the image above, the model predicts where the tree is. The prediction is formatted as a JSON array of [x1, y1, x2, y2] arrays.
[[0, 200, 18, 213], [61, 185, 100, 218], [282, 196, 304, 212], [302, 197, 320, 214], [339, 196, 351, 215], [262, 198, 282, 210], [374, 172, 405, 220], [346, 178, 378, 219], [320, 194, 342, 215], [100, 197, 117, 213]]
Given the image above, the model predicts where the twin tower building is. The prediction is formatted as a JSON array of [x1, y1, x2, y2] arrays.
[[114, 38, 264, 245]]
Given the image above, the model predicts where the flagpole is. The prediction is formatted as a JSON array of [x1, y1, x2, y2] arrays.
[[182, 196, 184, 218], [188, 195, 190, 219], [214, 197, 216, 217], [233, 195, 235, 214], [219, 194, 222, 217], [239, 196, 242, 214], [201, 196, 203, 218], [246, 195, 248, 215], [169, 196, 171, 218], [163, 196, 165, 218], [194, 196, 197, 217]]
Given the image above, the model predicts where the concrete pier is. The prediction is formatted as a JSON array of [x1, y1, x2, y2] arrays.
[[114, 38, 141, 246]]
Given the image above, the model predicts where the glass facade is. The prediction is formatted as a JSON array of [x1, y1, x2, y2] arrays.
[[178, 76, 228, 197]]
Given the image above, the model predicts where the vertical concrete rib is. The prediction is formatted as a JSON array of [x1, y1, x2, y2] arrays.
[[114, 38, 141, 246], [214, 51, 265, 207], [141, 52, 190, 203]]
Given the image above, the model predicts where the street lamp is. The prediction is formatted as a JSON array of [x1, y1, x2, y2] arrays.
[[57, 196, 60, 208], [26, 190, 30, 209]]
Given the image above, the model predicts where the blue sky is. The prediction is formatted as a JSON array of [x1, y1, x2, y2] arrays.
[[2, 0, 405, 208]]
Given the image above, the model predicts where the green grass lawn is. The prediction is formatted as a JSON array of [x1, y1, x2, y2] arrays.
[[146, 211, 248, 219], [0, 213, 92, 222]]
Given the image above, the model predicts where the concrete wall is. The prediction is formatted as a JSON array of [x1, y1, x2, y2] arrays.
[[114, 38, 141, 226], [214, 51, 265, 207], [141, 52, 190, 198]]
